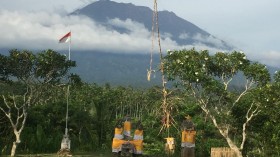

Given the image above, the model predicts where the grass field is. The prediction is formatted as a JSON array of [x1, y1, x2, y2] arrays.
[[1, 153, 113, 157]]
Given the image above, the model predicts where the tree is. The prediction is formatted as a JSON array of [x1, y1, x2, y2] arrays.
[[163, 49, 270, 157], [247, 71, 280, 156], [0, 49, 76, 156]]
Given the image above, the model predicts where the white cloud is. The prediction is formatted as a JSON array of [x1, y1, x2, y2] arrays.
[[1, 0, 280, 68], [161, 32, 173, 39], [179, 33, 189, 40], [250, 50, 280, 68], [0, 10, 175, 53], [0, 10, 230, 54], [192, 33, 227, 49]]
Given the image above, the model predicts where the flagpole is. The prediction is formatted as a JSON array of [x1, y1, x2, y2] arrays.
[[65, 31, 71, 136], [58, 31, 72, 153], [68, 31, 71, 60]]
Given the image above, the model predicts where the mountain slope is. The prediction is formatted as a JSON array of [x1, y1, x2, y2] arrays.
[[67, 0, 279, 87], [71, 0, 232, 50], [69, 50, 278, 88], [71, 50, 162, 88]]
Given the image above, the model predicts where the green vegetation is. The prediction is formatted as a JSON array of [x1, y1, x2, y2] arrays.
[[0, 49, 279, 157]]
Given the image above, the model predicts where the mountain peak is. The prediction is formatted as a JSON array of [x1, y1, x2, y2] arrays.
[[72, 0, 233, 50]]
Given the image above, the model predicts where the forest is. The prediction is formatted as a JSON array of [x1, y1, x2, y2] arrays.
[[0, 49, 280, 157]]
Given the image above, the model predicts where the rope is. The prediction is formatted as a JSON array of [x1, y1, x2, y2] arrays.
[[151, 0, 171, 137], [147, 0, 157, 81]]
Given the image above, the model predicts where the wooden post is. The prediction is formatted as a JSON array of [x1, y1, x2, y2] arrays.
[[211, 147, 237, 157]]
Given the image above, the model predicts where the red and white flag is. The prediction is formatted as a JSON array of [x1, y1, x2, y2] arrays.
[[59, 31, 71, 43]]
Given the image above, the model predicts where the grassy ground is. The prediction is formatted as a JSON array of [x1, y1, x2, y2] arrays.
[[1, 153, 113, 157]]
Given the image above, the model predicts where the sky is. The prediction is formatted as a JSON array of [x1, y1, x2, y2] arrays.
[[0, 0, 280, 67]]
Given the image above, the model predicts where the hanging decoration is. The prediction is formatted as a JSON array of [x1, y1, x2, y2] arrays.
[[149, 1, 178, 155]]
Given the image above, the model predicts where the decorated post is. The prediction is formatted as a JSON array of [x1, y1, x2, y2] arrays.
[[181, 115, 196, 157], [112, 117, 144, 157]]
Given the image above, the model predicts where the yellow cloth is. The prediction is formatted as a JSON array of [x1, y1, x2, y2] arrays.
[[133, 129, 143, 140], [114, 127, 123, 135], [181, 130, 196, 143], [124, 121, 131, 132], [134, 129, 143, 136], [112, 127, 124, 152], [132, 140, 143, 152], [165, 137, 175, 150], [112, 138, 125, 149], [132, 129, 144, 154]]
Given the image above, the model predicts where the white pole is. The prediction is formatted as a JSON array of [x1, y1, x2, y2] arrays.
[[68, 31, 71, 60], [65, 86, 69, 135], [65, 31, 71, 136]]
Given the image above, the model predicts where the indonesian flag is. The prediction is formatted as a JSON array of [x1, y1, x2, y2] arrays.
[[59, 31, 71, 43]]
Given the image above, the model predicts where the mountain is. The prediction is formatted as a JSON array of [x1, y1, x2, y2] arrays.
[[66, 0, 236, 87], [69, 50, 279, 88], [71, 0, 233, 50], [71, 51, 162, 88]]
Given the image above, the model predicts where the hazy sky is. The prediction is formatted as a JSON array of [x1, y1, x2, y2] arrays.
[[0, 0, 279, 67]]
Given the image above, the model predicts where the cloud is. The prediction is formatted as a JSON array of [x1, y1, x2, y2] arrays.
[[1, 9, 279, 68], [178, 33, 189, 40], [0, 10, 223, 54], [192, 34, 227, 49], [0, 10, 152, 52], [250, 50, 280, 68]]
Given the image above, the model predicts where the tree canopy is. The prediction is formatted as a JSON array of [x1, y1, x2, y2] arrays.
[[163, 49, 272, 157], [0, 48, 279, 157]]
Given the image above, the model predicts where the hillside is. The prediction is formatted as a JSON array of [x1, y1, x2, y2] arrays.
[[69, 50, 278, 88], [70, 50, 162, 87], [1, 1, 278, 87], [67, 0, 236, 86], [71, 0, 233, 50]]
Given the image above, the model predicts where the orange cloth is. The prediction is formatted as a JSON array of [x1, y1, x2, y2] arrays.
[[181, 130, 196, 143], [114, 127, 123, 135], [114, 127, 123, 139], [132, 140, 143, 152], [131, 129, 144, 154], [112, 127, 124, 152], [124, 121, 131, 132], [134, 129, 143, 136], [133, 129, 143, 140], [112, 138, 125, 152]]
